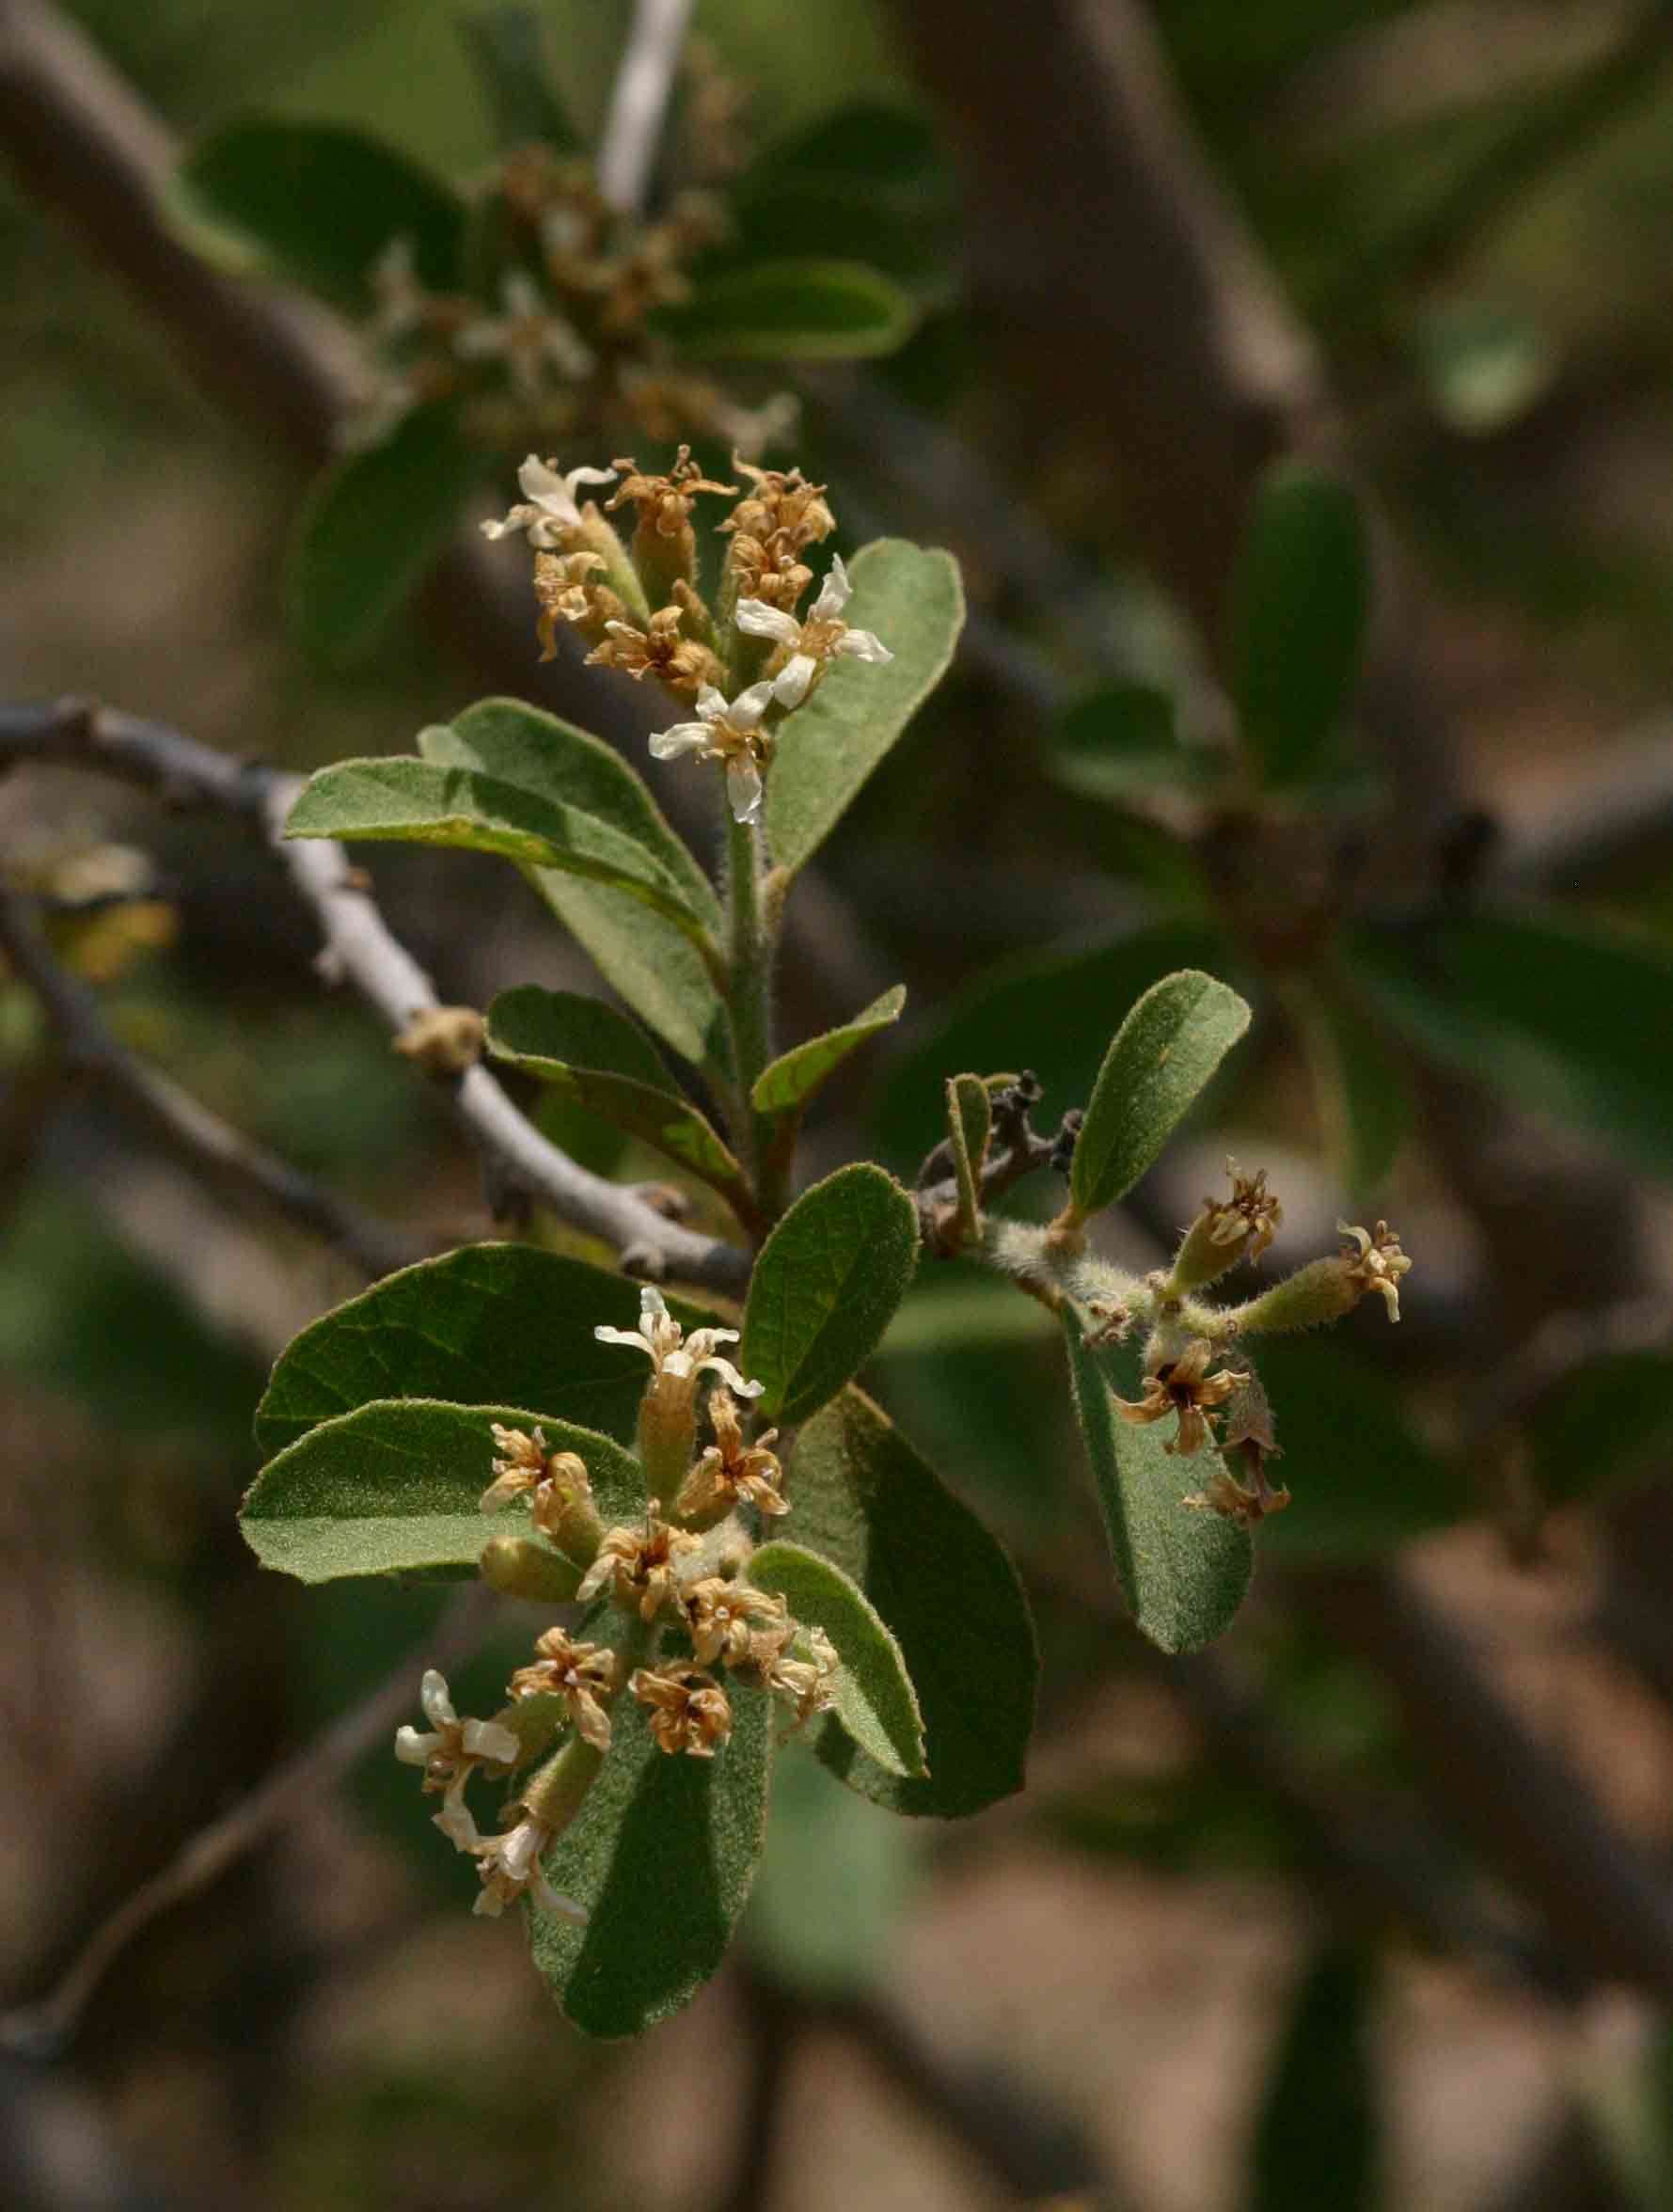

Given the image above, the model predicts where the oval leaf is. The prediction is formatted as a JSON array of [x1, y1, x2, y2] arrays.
[[285, 756, 709, 936], [946, 1072, 991, 1239], [654, 257, 918, 360], [741, 1164, 919, 1425], [789, 1388, 1036, 1816], [749, 1540, 925, 1778], [254, 1242, 718, 1457], [241, 1398, 642, 1582], [765, 540, 964, 877], [421, 704, 728, 1069], [1071, 968, 1252, 1217], [288, 402, 481, 663], [169, 118, 465, 309], [486, 986, 756, 1224], [1232, 460, 1370, 789], [530, 1677, 771, 2037], [751, 984, 906, 1118], [1062, 1313, 1254, 1653]]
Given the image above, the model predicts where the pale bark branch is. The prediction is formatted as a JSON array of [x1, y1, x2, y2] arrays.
[[597, 0, 694, 216]]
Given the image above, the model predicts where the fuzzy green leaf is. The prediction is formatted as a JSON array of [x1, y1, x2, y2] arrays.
[[420, 705, 728, 1069], [945, 1073, 991, 1239], [241, 1398, 641, 1582], [169, 118, 465, 310], [751, 984, 906, 1119], [1232, 461, 1370, 789], [1287, 977, 1410, 1201], [285, 756, 709, 936], [790, 1389, 1036, 1816], [459, 6, 579, 150], [764, 541, 964, 877], [654, 257, 918, 360], [287, 402, 481, 663], [740, 1164, 919, 1425], [529, 1676, 772, 2037], [254, 1242, 716, 1457], [749, 1540, 926, 1778], [1062, 1314, 1254, 1653], [1346, 908, 1673, 1184], [1071, 968, 1252, 1217], [486, 987, 755, 1222]]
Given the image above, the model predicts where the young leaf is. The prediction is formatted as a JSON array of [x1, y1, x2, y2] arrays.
[[750, 984, 906, 1119], [653, 258, 918, 360], [1345, 908, 1673, 1184], [740, 1164, 919, 1425], [1232, 460, 1370, 789], [1062, 1314, 1254, 1653], [169, 118, 466, 310], [748, 1540, 926, 1779], [420, 706, 729, 1070], [485, 987, 757, 1225], [1070, 969, 1252, 1218], [254, 1243, 718, 1457], [285, 757, 711, 937], [789, 1388, 1036, 1817], [764, 541, 964, 877], [241, 1398, 642, 1582], [287, 402, 482, 663], [945, 1072, 991, 1239], [458, 5, 579, 151], [1286, 976, 1410, 1200], [529, 1677, 772, 2037]]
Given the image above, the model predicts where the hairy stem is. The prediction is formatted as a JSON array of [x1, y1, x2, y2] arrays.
[[723, 804, 782, 1220]]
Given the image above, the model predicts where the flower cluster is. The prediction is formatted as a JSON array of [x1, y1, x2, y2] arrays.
[[483, 448, 893, 826], [393, 1288, 837, 1925]]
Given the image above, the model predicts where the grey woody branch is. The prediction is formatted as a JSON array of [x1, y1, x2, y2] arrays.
[[0, 697, 753, 1299], [596, 0, 695, 217]]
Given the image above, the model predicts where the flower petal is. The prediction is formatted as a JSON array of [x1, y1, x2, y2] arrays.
[[834, 626, 892, 664], [419, 1669, 458, 1730], [648, 723, 713, 760], [594, 1322, 655, 1352], [462, 1718, 519, 1765], [731, 681, 777, 729], [726, 756, 765, 824], [694, 684, 730, 722], [433, 1797, 482, 1852], [700, 1352, 765, 1397], [394, 1725, 439, 1766], [812, 554, 851, 622], [770, 654, 816, 709], [734, 598, 800, 646]]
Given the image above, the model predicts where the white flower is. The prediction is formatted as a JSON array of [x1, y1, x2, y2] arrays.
[[593, 1286, 764, 1398], [647, 682, 777, 826], [481, 452, 618, 548], [455, 271, 595, 397], [394, 1668, 519, 1853], [734, 554, 892, 708], [470, 1816, 587, 1922]]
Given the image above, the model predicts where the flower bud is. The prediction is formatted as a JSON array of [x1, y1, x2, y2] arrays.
[[517, 1732, 607, 1834], [478, 1535, 583, 1604], [1223, 1257, 1359, 1335]]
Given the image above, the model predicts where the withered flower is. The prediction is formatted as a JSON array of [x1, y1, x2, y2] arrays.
[[630, 1664, 734, 1757], [1115, 1338, 1240, 1458], [575, 1509, 699, 1622], [469, 1816, 586, 1921], [683, 1577, 788, 1669], [393, 1669, 518, 1853], [587, 598, 725, 693], [533, 548, 625, 657], [1206, 1164, 1283, 1262], [608, 446, 737, 537], [509, 1629, 618, 1752], [675, 1385, 788, 1522], [1339, 1220, 1412, 1323]]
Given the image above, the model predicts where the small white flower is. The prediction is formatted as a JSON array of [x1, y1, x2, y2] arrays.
[[734, 553, 892, 708], [647, 682, 777, 827], [593, 1285, 764, 1398], [456, 271, 595, 397], [481, 452, 618, 548], [394, 1669, 519, 1852], [470, 1816, 588, 1922]]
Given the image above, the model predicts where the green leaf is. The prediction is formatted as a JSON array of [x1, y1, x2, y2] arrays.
[[790, 1388, 1036, 1817], [1062, 1314, 1254, 1653], [485, 987, 756, 1224], [1231, 460, 1370, 789], [875, 923, 1228, 1173], [765, 540, 963, 877], [254, 1242, 715, 1457], [740, 1164, 919, 1425], [945, 1073, 990, 1239], [1248, 1339, 1459, 1566], [169, 118, 466, 310], [745, 1747, 922, 1996], [1050, 683, 1226, 803], [1345, 909, 1673, 1183], [654, 258, 918, 360], [1252, 1948, 1381, 2212], [459, 6, 579, 151], [287, 402, 482, 663], [750, 984, 906, 1119], [1287, 978, 1411, 1200], [420, 704, 729, 1070], [1532, 1350, 1673, 1507], [749, 1540, 925, 1778], [241, 1398, 642, 1582], [285, 757, 710, 938], [529, 1676, 772, 2037], [1071, 969, 1253, 1217]]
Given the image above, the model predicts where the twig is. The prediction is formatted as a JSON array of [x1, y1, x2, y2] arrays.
[[0, 876, 422, 1281], [1, 1582, 498, 2056], [597, 0, 694, 216], [0, 696, 753, 1299]]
